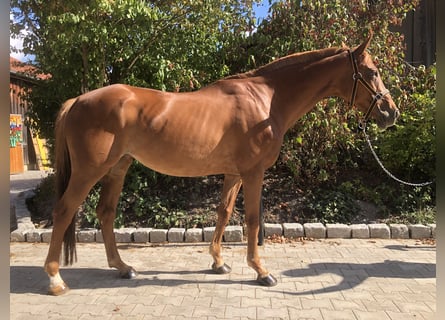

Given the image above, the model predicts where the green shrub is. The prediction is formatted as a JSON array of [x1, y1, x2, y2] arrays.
[[367, 64, 435, 184], [26, 0, 435, 228], [305, 188, 359, 224], [80, 161, 222, 229], [279, 98, 361, 186], [26, 174, 56, 225]]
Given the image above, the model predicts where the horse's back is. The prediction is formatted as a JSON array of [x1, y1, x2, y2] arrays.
[[63, 82, 278, 177]]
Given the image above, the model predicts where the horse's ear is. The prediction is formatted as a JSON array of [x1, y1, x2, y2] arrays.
[[353, 30, 373, 57]]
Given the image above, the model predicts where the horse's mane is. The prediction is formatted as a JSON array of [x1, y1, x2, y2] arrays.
[[226, 46, 348, 79]]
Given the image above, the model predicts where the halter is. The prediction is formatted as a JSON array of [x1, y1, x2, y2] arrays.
[[348, 50, 390, 130], [347, 51, 433, 187]]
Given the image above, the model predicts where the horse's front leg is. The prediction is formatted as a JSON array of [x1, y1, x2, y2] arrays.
[[242, 169, 278, 286], [209, 174, 242, 274], [96, 156, 136, 278]]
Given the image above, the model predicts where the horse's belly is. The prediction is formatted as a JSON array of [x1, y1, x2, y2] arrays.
[[129, 146, 237, 177]]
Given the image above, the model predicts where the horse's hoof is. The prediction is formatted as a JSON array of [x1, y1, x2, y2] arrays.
[[257, 274, 278, 287], [48, 282, 69, 296], [212, 262, 232, 274], [120, 268, 138, 279]]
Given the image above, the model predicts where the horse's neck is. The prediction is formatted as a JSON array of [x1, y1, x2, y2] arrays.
[[268, 51, 350, 132]]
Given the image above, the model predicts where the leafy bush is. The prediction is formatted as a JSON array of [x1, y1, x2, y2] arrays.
[[305, 187, 359, 224], [279, 98, 361, 186], [80, 162, 223, 229], [367, 64, 436, 183], [241, 0, 435, 223], [26, 174, 56, 226], [25, 0, 435, 228]]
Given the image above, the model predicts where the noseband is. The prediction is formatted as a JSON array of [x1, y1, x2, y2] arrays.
[[348, 50, 390, 130]]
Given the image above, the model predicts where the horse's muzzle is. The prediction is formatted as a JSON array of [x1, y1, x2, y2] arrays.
[[376, 101, 400, 130]]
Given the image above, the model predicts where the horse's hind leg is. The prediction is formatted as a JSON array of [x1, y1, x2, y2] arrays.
[[45, 172, 106, 295], [209, 174, 242, 274], [96, 155, 135, 278]]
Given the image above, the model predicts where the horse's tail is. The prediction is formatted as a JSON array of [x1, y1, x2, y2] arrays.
[[55, 97, 78, 266]]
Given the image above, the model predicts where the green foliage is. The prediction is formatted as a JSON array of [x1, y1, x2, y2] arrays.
[[247, 0, 433, 223], [367, 64, 436, 183], [11, 0, 259, 146], [25, 174, 56, 225], [279, 98, 360, 184], [17, 0, 435, 227], [81, 185, 102, 228], [80, 162, 220, 229], [305, 187, 359, 224], [231, 0, 422, 187]]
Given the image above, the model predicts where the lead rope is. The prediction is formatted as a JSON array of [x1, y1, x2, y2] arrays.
[[361, 125, 434, 187]]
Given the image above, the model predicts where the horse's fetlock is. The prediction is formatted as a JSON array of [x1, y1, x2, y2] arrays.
[[45, 261, 60, 276]]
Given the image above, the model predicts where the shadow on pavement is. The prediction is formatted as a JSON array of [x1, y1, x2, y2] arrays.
[[279, 259, 435, 296], [384, 244, 436, 251], [11, 259, 435, 296], [10, 265, 259, 295]]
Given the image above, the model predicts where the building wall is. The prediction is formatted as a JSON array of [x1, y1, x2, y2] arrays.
[[397, 0, 436, 66], [10, 74, 35, 170]]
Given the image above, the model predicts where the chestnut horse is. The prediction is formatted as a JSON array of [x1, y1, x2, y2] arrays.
[[44, 33, 399, 295]]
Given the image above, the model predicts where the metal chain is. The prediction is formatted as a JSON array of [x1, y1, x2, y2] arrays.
[[362, 127, 434, 187]]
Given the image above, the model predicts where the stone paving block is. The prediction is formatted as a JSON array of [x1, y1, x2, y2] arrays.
[[133, 228, 151, 243], [185, 228, 203, 242], [326, 223, 351, 238], [304, 222, 326, 238], [168, 228, 185, 242], [282, 223, 304, 238], [41, 229, 52, 243], [77, 228, 97, 242], [96, 229, 104, 243], [10, 228, 27, 242], [224, 225, 243, 242], [115, 228, 135, 243], [409, 224, 431, 239], [390, 224, 409, 239], [353, 310, 391, 320], [350, 224, 369, 238], [150, 229, 168, 243], [264, 223, 283, 237], [369, 223, 390, 239], [203, 226, 216, 242], [428, 224, 436, 238], [25, 229, 44, 242], [10, 236, 436, 319]]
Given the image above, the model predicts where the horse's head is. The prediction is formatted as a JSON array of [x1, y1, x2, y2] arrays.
[[349, 33, 400, 130]]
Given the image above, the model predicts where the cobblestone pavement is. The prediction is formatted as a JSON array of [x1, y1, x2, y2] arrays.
[[10, 238, 436, 320]]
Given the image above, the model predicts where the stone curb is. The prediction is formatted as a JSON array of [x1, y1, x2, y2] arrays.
[[10, 222, 436, 243], [10, 189, 436, 244]]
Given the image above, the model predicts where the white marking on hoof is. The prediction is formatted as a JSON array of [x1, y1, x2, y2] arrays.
[[49, 272, 64, 289]]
